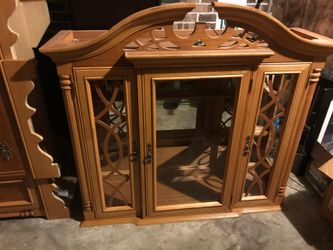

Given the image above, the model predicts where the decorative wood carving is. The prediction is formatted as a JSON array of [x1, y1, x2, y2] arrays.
[[212, 3, 333, 57], [124, 24, 268, 52], [40, 3, 333, 63], [37, 180, 70, 219], [0, 1, 70, 219], [0, 141, 13, 161], [83, 201, 92, 211], [309, 68, 322, 84], [19, 210, 34, 217], [277, 186, 286, 197], [1, 61, 60, 179], [92, 80, 132, 207], [1, 60, 69, 219], [59, 74, 72, 90], [244, 72, 297, 196]]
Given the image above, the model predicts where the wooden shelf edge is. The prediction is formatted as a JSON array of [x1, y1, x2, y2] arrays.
[[233, 204, 283, 214], [125, 49, 274, 61], [80, 212, 240, 227], [80, 204, 284, 227]]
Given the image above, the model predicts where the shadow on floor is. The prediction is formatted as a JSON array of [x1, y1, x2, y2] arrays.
[[282, 181, 333, 250]]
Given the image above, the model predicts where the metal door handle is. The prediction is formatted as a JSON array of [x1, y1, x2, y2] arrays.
[[243, 136, 251, 155], [130, 151, 138, 162], [145, 143, 152, 164]]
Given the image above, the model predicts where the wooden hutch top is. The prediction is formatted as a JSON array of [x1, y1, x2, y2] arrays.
[[39, 2, 333, 226], [40, 2, 333, 66]]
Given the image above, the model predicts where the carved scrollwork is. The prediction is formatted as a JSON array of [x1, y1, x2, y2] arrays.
[[124, 22, 268, 52], [244, 73, 297, 196], [91, 80, 133, 208], [0, 141, 13, 161]]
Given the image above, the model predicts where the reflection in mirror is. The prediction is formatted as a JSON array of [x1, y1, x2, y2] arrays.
[[89, 79, 133, 208], [243, 73, 298, 197], [155, 77, 240, 207]]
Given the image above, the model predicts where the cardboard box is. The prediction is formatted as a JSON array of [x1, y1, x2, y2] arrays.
[[305, 162, 330, 197], [311, 142, 333, 224]]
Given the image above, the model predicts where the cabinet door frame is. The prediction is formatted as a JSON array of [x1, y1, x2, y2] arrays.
[[139, 66, 253, 217], [74, 67, 140, 219], [231, 63, 311, 209]]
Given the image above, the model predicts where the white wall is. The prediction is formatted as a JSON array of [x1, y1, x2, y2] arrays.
[[218, 0, 247, 6]]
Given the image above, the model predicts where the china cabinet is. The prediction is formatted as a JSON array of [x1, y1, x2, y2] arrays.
[[40, 3, 333, 225]]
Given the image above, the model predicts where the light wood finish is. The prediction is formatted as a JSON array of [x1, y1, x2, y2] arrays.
[[1, 61, 60, 179], [0, 0, 69, 219], [232, 63, 311, 208], [0, 0, 16, 60], [0, 61, 70, 219], [40, 3, 333, 225], [73, 67, 138, 219], [212, 2, 333, 57], [40, 3, 333, 62]]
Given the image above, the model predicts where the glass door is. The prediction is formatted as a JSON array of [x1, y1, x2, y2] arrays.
[[74, 68, 138, 219], [232, 63, 311, 206], [141, 68, 252, 215]]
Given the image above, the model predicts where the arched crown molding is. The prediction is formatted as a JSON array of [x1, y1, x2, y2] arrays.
[[40, 3, 333, 63]]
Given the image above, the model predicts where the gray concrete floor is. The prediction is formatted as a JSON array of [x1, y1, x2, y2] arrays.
[[0, 175, 332, 250]]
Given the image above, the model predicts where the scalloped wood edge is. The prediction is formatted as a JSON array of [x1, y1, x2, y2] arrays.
[[37, 180, 70, 219], [40, 3, 333, 63], [0, 60, 70, 219], [1, 60, 60, 179], [0, 0, 17, 59]]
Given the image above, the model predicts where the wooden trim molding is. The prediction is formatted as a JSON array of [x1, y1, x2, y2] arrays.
[[57, 66, 95, 220], [309, 68, 322, 84], [277, 186, 286, 198], [40, 3, 333, 63], [59, 74, 72, 90], [212, 3, 333, 57]]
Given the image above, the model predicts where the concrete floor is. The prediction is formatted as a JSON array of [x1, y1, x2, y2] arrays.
[[0, 176, 332, 250]]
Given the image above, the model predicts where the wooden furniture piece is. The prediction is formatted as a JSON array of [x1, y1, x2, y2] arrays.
[[40, 3, 333, 226], [0, 0, 69, 219], [0, 69, 43, 218]]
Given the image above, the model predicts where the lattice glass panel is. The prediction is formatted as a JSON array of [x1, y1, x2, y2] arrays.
[[89, 79, 132, 208], [242, 73, 299, 197]]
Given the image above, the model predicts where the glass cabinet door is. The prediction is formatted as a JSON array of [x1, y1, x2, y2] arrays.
[[74, 68, 137, 218], [142, 69, 251, 214], [243, 73, 298, 197], [235, 64, 311, 203]]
